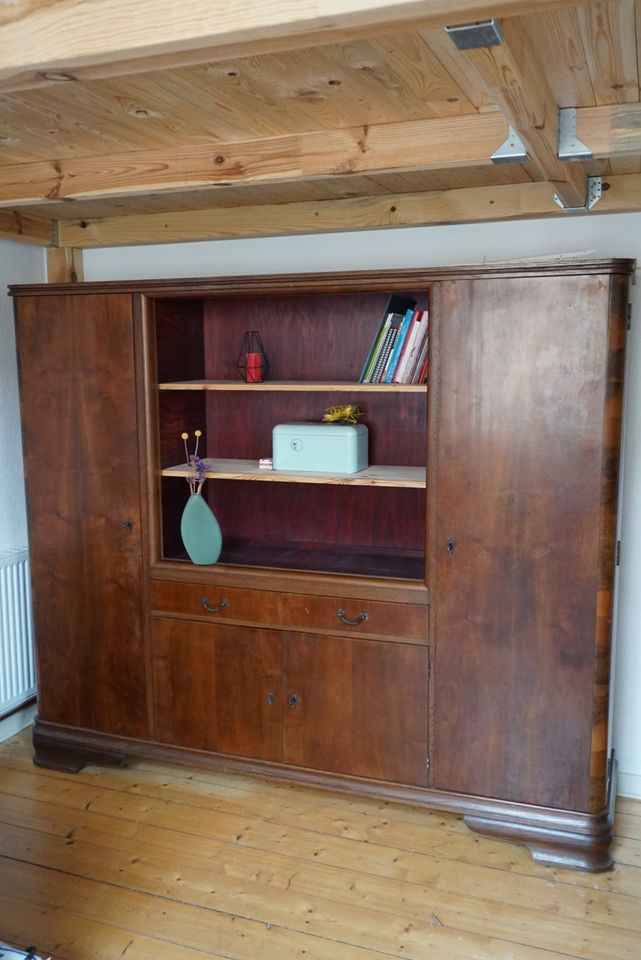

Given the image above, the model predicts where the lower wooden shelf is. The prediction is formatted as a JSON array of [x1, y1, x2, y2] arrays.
[[162, 458, 426, 488], [165, 539, 426, 580]]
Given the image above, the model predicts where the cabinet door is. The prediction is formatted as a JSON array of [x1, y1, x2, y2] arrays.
[[283, 633, 428, 786], [152, 618, 283, 761], [15, 294, 148, 739], [430, 274, 622, 811]]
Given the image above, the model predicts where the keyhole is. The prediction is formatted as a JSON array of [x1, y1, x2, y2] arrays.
[[446, 539, 456, 555]]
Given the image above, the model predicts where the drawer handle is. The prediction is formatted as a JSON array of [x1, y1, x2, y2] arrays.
[[200, 596, 229, 614], [337, 608, 368, 627]]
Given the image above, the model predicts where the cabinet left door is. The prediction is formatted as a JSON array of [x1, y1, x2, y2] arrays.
[[14, 293, 150, 739]]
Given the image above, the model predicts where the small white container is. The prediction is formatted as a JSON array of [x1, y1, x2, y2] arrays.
[[272, 422, 368, 474]]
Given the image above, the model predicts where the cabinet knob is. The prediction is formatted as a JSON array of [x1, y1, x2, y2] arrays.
[[267, 691, 275, 706], [200, 596, 229, 614], [122, 518, 134, 533], [337, 608, 368, 626], [446, 539, 456, 555], [288, 694, 299, 707]]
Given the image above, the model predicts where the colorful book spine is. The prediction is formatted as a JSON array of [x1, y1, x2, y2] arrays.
[[359, 295, 416, 383], [393, 310, 425, 383], [383, 307, 414, 383], [371, 314, 403, 382]]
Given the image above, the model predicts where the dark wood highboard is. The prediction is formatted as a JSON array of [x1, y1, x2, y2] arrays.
[[11, 258, 632, 872]]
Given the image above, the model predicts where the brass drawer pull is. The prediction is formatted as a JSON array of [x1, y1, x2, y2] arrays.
[[337, 608, 368, 626], [200, 596, 229, 614]]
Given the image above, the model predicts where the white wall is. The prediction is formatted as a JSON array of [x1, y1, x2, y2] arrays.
[[84, 213, 641, 799], [0, 241, 45, 740], [0, 240, 46, 549], [2, 217, 639, 797]]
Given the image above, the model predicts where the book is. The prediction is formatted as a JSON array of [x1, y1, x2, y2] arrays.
[[383, 306, 414, 383], [393, 309, 425, 383], [359, 295, 416, 383], [408, 326, 429, 383], [371, 313, 403, 382]]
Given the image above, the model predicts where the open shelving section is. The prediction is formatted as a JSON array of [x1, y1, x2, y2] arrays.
[[153, 283, 429, 579]]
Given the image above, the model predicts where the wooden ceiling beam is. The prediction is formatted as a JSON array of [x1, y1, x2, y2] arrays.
[[0, 115, 510, 207], [453, 16, 587, 208], [3, 102, 640, 209], [56, 173, 641, 248], [0, 209, 54, 245], [577, 103, 641, 157], [0, 0, 592, 92]]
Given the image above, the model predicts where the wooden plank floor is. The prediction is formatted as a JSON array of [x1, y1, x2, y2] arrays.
[[0, 730, 639, 960]]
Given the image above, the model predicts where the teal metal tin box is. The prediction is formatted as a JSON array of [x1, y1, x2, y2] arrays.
[[272, 422, 368, 474]]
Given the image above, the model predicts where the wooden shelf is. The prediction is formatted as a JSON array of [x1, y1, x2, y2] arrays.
[[162, 458, 426, 488], [167, 541, 425, 580], [158, 380, 426, 392]]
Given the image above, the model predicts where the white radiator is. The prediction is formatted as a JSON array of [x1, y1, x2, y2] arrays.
[[0, 548, 36, 718]]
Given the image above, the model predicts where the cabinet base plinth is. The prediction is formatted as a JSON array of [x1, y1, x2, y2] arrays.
[[463, 814, 614, 873], [33, 720, 128, 773], [30, 720, 614, 873]]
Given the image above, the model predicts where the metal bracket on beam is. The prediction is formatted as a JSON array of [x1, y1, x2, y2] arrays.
[[491, 125, 528, 164], [445, 19, 503, 50], [557, 107, 592, 161], [554, 175, 602, 212]]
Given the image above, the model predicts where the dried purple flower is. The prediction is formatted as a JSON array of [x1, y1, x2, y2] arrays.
[[181, 430, 208, 494]]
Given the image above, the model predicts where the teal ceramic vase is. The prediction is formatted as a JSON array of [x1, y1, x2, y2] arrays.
[[180, 493, 223, 565]]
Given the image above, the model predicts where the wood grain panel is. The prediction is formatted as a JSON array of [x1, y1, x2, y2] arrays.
[[150, 579, 428, 643], [282, 632, 428, 785], [431, 273, 617, 812], [152, 617, 282, 760], [590, 272, 629, 810], [14, 293, 149, 739]]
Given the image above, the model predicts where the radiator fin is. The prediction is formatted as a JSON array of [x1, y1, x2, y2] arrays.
[[0, 548, 36, 717]]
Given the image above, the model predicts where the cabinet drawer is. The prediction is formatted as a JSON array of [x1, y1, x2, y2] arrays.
[[150, 579, 427, 644]]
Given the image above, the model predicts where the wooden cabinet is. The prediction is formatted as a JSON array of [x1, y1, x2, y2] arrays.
[[14, 293, 149, 751], [11, 259, 632, 871]]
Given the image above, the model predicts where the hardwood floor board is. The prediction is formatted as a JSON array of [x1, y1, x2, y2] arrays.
[[0, 734, 477, 839], [615, 798, 641, 818], [1, 732, 641, 960], [0, 787, 637, 928], [1, 752, 641, 900], [0, 789, 641, 951], [2, 833, 638, 960], [613, 813, 641, 841], [0, 856, 583, 960], [0, 904, 227, 960]]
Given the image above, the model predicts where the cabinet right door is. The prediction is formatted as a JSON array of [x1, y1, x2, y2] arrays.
[[282, 632, 429, 786], [430, 272, 626, 811]]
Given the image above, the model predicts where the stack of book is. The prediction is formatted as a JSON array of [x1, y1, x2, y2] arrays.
[[359, 296, 429, 384]]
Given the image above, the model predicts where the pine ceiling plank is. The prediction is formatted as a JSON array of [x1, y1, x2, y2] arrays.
[[56, 174, 641, 248], [417, 29, 499, 113], [0, 114, 510, 205], [0, 1, 596, 92], [453, 16, 588, 208], [0, 208, 53, 244], [326, 34, 478, 118], [521, 7, 597, 107], [577, 0, 639, 104]]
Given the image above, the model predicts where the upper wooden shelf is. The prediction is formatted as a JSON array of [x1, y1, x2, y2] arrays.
[[162, 458, 425, 488], [158, 380, 427, 392]]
